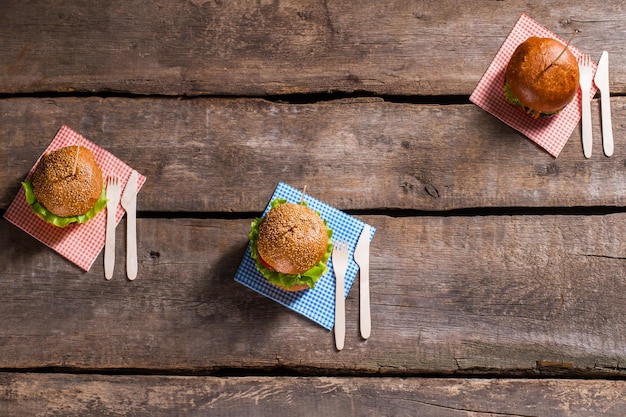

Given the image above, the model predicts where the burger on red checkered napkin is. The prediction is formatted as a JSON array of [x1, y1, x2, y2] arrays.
[[21, 145, 107, 228], [504, 36, 580, 119]]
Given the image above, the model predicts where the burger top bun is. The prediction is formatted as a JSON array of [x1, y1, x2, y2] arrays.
[[31, 146, 103, 217], [505, 37, 579, 114], [256, 202, 329, 277]]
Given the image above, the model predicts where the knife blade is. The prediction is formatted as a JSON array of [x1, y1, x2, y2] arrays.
[[594, 51, 613, 157], [120, 170, 138, 280], [354, 224, 371, 339]]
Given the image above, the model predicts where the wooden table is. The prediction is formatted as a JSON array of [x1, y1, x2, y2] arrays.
[[2, 1, 626, 415]]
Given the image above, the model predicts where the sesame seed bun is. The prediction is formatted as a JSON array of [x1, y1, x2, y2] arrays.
[[504, 37, 579, 118], [257, 202, 329, 278], [30, 146, 103, 218]]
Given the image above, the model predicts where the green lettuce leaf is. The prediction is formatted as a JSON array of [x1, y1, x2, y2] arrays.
[[503, 83, 523, 107], [503, 83, 559, 118], [22, 181, 107, 228], [249, 198, 333, 290]]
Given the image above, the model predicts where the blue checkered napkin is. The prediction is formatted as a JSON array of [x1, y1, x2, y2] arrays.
[[234, 182, 376, 330]]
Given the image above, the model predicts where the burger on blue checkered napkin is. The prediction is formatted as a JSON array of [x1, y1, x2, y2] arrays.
[[249, 198, 333, 292]]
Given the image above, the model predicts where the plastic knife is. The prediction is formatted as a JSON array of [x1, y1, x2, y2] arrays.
[[120, 170, 138, 280], [354, 224, 371, 339], [594, 51, 613, 157]]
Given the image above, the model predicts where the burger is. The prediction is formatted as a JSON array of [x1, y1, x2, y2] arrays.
[[22, 146, 107, 228], [249, 199, 333, 291], [504, 36, 579, 119]]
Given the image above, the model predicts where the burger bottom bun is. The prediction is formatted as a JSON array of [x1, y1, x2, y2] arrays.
[[31, 146, 103, 217]]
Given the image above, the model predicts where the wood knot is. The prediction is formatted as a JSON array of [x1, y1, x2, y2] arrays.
[[347, 74, 361, 84], [297, 10, 312, 19], [534, 162, 560, 176], [401, 172, 441, 199], [424, 183, 440, 198]]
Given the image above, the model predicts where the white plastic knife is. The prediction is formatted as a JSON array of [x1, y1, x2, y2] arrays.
[[120, 170, 138, 280], [594, 51, 613, 157], [354, 224, 371, 339]]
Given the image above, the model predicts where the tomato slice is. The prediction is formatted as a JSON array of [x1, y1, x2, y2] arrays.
[[258, 254, 275, 271]]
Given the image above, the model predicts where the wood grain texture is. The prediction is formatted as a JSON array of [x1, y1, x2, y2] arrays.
[[2, 96, 626, 212], [2, 215, 625, 376], [2, 373, 626, 417], [0, 0, 624, 96], [3, 1, 626, 414]]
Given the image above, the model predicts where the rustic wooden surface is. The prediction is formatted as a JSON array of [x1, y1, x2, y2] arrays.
[[3, 374, 626, 417], [2, 96, 626, 213], [3, 214, 626, 375], [2, 1, 626, 415], [1, 0, 625, 96]]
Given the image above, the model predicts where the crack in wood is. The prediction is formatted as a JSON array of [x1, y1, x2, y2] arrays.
[[571, 253, 626, 261], [377, 395, 536, 417]]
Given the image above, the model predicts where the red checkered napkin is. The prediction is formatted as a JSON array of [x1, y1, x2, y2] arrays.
[[470, 14, 597, 157], [3, 125, 146, 271]]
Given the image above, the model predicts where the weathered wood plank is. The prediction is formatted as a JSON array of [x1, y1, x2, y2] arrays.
[[2, 214, 625, 376], [2, 373, 626, 417], [3, 97, 626, 212], [1, 0, 624, 96]]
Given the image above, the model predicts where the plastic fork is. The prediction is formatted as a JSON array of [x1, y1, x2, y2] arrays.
[[579, 54, 594, 158], [104, 176, 121, 280], [332, 239, 349, 351]]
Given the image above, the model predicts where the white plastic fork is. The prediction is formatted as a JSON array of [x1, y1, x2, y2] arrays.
[[332, 239, 349, 351], [104, 176, 121, 280], [579, 54, 594, 158]]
